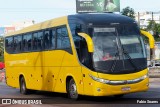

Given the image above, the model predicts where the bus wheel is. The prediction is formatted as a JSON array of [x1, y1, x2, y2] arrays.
[[67, 78, 78, 100], [20, 77, 28, 95]]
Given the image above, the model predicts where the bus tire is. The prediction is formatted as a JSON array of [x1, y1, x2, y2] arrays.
[[67, 78, 79, 100], [20, 77, 28, 95]]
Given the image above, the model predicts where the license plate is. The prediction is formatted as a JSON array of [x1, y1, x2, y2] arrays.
[[121, 86, 131, 91]]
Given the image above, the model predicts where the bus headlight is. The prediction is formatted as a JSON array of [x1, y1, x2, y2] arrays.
[[89, 74, 110, 84], [89, 74, 148, 85]]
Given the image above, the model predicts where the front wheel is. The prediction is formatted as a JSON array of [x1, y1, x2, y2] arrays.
[[20, 77, 28, 95], [67, 78, 79, 100]]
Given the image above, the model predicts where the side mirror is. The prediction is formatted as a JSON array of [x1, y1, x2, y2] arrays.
[[141, 30, 155, 60], [140, 30, 155, 49], [78, 33, 94, 53]]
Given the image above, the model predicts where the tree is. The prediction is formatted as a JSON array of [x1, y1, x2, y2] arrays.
[[121, 6, 135, 19], [0, 36, 4, 62], [147, 20, 156, 32], [146, 20, 160, 41]]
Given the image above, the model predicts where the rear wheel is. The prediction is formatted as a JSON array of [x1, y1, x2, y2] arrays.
[[20, 77, 28, 94], [67, 78, 79, 100]]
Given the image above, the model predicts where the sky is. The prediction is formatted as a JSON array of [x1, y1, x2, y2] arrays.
[[0, 0, 160, 26]]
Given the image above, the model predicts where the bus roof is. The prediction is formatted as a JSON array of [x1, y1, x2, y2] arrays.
[[5, 13, 136, 37], [68, 13, 136, 25]]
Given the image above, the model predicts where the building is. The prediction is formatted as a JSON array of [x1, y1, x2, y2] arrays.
[[0, 20, 35, 36], [135, 12, 160, 29], [5, 27, 15, 34]]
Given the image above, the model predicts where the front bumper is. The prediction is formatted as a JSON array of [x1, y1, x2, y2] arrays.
[[91, 77, 149, 96]]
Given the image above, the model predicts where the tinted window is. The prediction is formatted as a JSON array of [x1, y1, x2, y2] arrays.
[[51, 29, 56, 49], [69, 23, 85, 51], [70, 24, 83, 42], [37, 32, 43, 50], [5, 37, 13, 53], [5, 27, 71, 54], [13, 36, 18, 52], [14, 35, 22, 53], [33, 33, 38, 50], [57, 27, 70, 49], [44, 30, 50, 49], [57, 28, 62, 48], [23, 34, 32, 51]]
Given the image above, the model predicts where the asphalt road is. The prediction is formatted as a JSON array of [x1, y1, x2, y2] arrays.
[[0, 79, 160, 107]]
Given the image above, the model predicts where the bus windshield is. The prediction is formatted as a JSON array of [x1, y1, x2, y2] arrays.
[[118, 25, 146, 59], [93, 28, 118, 61], [92, 25, 147, 74]]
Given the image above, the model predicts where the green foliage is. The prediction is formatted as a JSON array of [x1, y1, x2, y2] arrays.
[[146, 20, 160, 41], [147, 21, 156, 31], [121, 6, 135, 19], [0, 36, 4, 61]]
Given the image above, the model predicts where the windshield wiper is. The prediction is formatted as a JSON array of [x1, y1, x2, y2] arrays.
[[110, 52, 119, 73], [121, 47, 138, 71]]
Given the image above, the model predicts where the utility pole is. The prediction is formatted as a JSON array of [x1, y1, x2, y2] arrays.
[[152, 12, 154, 21], [138, 12, 140, 27]]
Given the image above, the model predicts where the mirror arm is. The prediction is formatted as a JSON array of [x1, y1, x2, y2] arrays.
[[140, 30, 155, 60], [141, 30, 155, 49], [78, 33, 94, 52]]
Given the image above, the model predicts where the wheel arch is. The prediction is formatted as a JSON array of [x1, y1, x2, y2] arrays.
[[65, 73, 84, 95]]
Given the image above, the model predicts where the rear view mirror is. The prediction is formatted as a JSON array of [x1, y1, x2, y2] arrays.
[[78, 33, 94, 53], [141, 30, 155, 60]]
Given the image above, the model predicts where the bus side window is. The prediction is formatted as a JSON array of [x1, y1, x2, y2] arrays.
[[17, 35, 22, 52], [27, 34, 32, 51], [51, 29, 56, 49], [69, 23, 84, 59], [14, 35, 22, 53], [61, 27, 70, 48], [44, 30, 50, 49], [13, 36, 17, 53], [5, 37, 13, 53], [37, 31, 43, 50], [57, 27, 71, 49], [71, 24, 82, 48], [23, 34, 32, 52], [33, 33, 38, 50], [57, 28, 62, 48], [23, 34, 28, 51]]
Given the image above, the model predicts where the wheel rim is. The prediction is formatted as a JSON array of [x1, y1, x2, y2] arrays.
[[69, 80, 77, 98]]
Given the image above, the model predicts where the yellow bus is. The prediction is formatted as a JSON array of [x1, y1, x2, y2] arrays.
[[4, 13, 154, 99]]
